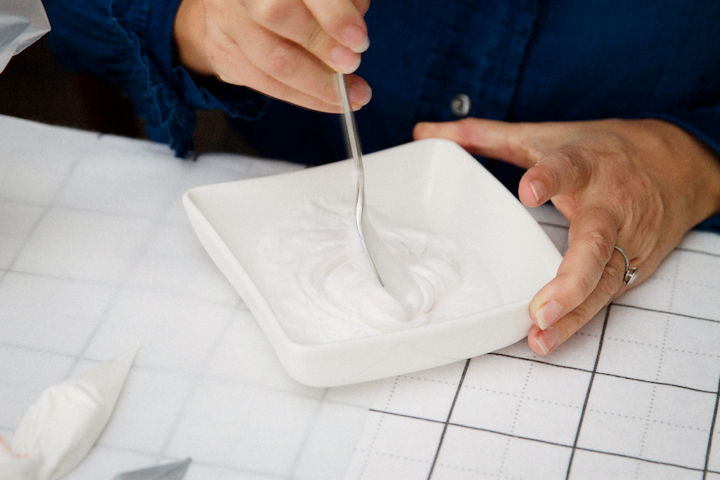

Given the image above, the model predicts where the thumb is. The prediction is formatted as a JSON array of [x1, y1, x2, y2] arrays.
[[413, 118, 542, 169]]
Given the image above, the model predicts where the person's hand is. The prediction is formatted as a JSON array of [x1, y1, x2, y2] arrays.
[[173, 0, 372, 112], [414, 118, 720, 355]]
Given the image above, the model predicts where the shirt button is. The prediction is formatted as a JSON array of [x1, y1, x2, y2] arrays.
[[450, 93, 471, 117]]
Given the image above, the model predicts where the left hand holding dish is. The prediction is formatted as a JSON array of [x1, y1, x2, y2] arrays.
[[414, 118, 720, 355]]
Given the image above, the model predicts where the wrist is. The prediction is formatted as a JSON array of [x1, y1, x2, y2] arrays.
[[652, 119, 720, 223], [174, 0, 214, 76]]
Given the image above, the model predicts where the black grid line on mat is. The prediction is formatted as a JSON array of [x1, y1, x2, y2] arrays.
[[362, 299, 720, 479], [565, 303, 611, 478], [349, 220, 720, 480]]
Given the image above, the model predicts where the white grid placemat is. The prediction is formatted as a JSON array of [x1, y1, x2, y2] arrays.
[[2, 114, 719, 480], [0, 115, 375, 480], [344, 211, 720, 480]]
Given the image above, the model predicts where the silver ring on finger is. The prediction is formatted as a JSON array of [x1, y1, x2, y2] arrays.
[[614, 245, 638, 287]]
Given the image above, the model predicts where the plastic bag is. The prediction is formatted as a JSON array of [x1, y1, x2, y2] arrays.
[[0, 0, 50, 74], [0, 348, 138, 480]]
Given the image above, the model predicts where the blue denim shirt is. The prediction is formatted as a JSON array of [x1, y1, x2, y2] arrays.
[[44, 0, 720, 230]]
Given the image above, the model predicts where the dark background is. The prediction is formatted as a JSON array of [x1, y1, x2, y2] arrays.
[[0, 38, 252, 156]]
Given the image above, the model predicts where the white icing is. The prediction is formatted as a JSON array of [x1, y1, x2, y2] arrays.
[[358, 213, 427, 321], [260, 197, 502, 344], [0, 348, 138, 480]]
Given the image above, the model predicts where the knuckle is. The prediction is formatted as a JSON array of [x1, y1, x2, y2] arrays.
[[600, 262, 625, 296], [265, 41, 300, 77], [580, 229, 615, 265], [566, 311, 590, 335], [540, 149, 572, 173], [562, 230, 616, 300], [539, 160, 563, 191], [591, 128, 628, 153], [302, 26, 325, 51], [567, 303, 601, 334], [356, 0, 371, 14], [538, 148, 589, 192], [319, 80, 338, 103], [563, 148, 592, 180], [252, 0, 293, 27], [565, 273, 598, 302], [454, 118, 484, 145]]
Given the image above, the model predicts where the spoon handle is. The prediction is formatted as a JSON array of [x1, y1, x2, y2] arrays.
[[336, 73, 384, 286]]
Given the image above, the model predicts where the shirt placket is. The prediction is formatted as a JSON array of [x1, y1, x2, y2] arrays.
[[415, 0, 540, 123]]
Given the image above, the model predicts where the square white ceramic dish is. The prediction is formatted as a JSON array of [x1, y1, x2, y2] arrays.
[[183, 139, 562, 387]]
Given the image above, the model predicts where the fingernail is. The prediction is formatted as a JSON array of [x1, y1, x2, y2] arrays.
[[331, 46, 361, 73], [341, 24, 370, 53], [536, 327, 560, 355], [536, 300, 562, 330], [349, 81, 372, 106], [529, 180, 545, 203]]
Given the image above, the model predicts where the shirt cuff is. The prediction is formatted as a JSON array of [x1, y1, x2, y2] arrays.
[[141, 0, 269, 119], [109, 0, 268, 156]]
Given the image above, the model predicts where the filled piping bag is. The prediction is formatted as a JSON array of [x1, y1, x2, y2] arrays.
[[0, 0, 50, 74], [0, 348, 139, 480]]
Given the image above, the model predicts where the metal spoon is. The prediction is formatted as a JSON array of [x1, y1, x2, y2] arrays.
[[336, 74, 424, 314], [336, 73, 384, 285]]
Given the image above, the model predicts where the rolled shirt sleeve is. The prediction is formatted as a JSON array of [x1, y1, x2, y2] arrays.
[[44, 0, 267, 157], [42, 0, 720, 232]]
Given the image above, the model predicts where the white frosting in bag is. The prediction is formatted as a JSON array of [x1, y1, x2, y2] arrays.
[[0, 348, 137, 480]]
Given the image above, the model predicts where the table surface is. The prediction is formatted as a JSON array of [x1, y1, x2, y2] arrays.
[[2, 114, 720, 480]]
